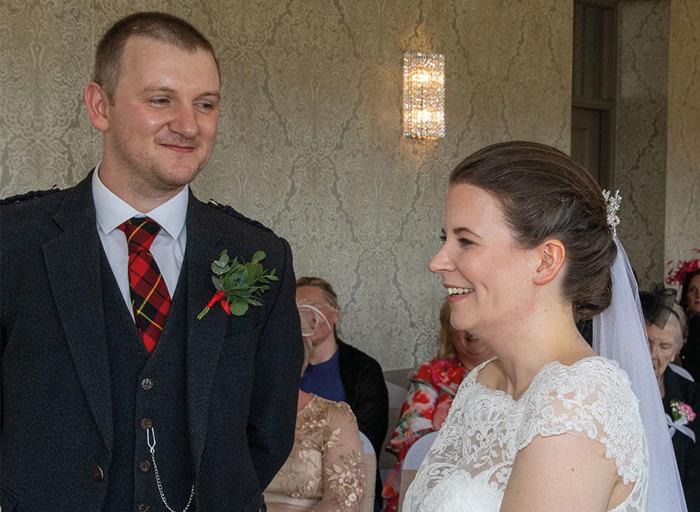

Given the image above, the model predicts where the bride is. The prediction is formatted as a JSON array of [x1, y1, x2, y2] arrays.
[[403, 141, 685, 512]]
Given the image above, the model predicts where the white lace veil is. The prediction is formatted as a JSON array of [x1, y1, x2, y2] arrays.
[[593, 236, 687, 511]]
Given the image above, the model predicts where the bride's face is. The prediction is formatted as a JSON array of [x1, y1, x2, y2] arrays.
[[429, 184, 539, 335]]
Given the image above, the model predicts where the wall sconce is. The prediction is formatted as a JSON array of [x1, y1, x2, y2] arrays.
[[402, 51, 445, 139]]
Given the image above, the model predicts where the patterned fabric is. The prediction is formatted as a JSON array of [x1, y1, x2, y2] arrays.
[[119, 217, 171, 353], [403, 357, 648, 512], [265, 394, 366, 511], [382, 358, 465, 512]]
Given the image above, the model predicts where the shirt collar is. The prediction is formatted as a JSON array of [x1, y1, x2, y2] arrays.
[[92, 163, 189, 239]]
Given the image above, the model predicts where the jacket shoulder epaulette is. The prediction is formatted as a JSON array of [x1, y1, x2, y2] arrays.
[[207, 199, 273, 234], [1, 186, 61, 206]]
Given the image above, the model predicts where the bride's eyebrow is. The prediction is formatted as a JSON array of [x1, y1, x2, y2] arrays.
[[453, 227, 482, 240]]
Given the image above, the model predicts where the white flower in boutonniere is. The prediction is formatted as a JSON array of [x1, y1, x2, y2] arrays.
[[197, 250, 278, 319], [667, 399, 696, 442]]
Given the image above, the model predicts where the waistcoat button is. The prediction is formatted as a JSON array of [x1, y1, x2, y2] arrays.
[[141, 378, 153, 390], [91, 465, 104, 481], [138, 503, 151, 512], [140, 417, 153, 429], [139, 459, 152, 472]]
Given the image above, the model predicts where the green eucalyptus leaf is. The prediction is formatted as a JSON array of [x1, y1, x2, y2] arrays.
[[230, 301, 249, 316], [212, 276, 224, 290], [251, 251, 265, 264], [212, 263, 229, 275]]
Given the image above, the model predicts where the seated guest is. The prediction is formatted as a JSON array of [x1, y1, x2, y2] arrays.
[[381, 300, 495, 512], [295, 276, 388, 508], [265, 336, 366, 511], [641, 286, 700, 511]]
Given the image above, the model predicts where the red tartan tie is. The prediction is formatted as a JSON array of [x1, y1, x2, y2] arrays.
[[119, 217, 172, 353]]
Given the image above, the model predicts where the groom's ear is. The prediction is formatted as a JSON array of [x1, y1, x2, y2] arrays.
[[533, 239, 566, 285], [84, 82, 110, 133]]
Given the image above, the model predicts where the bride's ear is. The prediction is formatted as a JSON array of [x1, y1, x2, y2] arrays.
[[533, 239, 566, 285]]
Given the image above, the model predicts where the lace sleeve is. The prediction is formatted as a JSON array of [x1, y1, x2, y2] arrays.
[[518, 358, 648, 490], [312, 402, 366, 512]]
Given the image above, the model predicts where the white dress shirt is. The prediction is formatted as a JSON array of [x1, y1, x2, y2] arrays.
[[91, 165, 188, 319]]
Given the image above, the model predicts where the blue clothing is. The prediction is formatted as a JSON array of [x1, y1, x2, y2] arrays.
[[300, 347, 347, 402]]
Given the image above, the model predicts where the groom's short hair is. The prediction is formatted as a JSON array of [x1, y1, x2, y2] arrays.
[[93, 12, 219, 99]]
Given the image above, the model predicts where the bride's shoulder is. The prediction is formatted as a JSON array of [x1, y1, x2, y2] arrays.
[[528, 356, 638, 408], [551, 356, 632, 388], [474, 357, 507, 392]]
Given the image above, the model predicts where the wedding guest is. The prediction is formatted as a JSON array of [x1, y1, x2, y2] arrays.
[[403, 141, 684, 511], [265, 336, 366, 512], [681, 270, 700, 320], [381, 300, 495, 512], [1, 12, 302, 511], [680, 270, 700, 380], [641, 286, 700, 511], [295, 276, 388, 509]]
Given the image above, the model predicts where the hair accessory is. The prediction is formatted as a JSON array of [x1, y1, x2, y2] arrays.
[[602, 189, 622, 236], [639, 284, 680, 330], [666, 249, 699, 287]]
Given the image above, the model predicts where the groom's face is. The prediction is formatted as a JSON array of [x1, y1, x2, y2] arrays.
[[100, 35, 220, 199]]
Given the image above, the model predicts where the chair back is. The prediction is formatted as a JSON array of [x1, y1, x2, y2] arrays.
[[358, 431, 376, 512], [380, 371, 413, 478], [398, 431, 438, 511]]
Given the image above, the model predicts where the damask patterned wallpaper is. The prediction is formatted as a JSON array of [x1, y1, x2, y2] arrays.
[[4, 0, 692, 371], [665, 0, 700, 282], [616, 0, 700, 290], [616, 0, 670, 287]]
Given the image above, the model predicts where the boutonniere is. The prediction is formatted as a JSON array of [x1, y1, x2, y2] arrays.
[[197, 250, 278, 319], [671, 399, 696, 423], [667, 399, 696, 442]]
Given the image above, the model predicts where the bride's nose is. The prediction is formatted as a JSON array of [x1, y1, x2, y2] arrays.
[[429, 243, 454, 274]]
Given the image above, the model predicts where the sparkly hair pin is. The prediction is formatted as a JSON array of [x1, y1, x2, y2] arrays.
[[602, 189, 622, 236]]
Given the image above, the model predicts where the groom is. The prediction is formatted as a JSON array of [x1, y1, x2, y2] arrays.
[[1, 12, 302, 512]]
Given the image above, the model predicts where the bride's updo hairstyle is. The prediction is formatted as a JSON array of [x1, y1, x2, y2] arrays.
[[450, 141, 617, 320]]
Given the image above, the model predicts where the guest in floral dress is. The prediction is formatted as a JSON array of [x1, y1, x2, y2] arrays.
[[381, 300, 494, 512], [265, 336, 367, 512]]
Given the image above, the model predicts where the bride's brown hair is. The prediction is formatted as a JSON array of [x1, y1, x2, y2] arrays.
[[450, 141, 617, 320]]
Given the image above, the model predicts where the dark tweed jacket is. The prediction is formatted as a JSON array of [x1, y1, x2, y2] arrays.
[[1, 173, 303, 512]]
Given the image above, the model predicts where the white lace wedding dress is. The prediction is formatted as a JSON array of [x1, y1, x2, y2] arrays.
[[402, 357, 648, 512]]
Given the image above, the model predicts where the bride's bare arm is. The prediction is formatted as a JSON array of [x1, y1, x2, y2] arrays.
[[501, 432, 625, 512]]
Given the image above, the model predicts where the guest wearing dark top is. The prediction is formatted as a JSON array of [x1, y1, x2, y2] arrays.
[[680, 269, 700, 320], [641, 286, 700, 511], [681, 270, 700, 380], [296, 276, 389, 510]]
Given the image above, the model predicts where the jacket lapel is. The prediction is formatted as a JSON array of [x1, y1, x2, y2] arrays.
[[185, 197, 228, 471], [44, 175, 113, 453]]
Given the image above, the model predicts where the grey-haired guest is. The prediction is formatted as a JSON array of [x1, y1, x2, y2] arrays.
[[641, 287, 700, 512]]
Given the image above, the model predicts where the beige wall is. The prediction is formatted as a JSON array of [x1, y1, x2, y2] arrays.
[[0, 0, 574, 369], [616, 0, 670, 288], [665, 0, 700, 279]]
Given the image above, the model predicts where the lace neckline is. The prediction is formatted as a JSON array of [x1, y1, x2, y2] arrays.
[[471, 355, 611, 403]]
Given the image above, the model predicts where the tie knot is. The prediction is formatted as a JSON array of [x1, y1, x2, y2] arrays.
[[119, 217, 161, 253]]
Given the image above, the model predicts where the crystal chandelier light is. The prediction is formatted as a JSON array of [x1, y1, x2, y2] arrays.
[[402, 51, 445, 139]]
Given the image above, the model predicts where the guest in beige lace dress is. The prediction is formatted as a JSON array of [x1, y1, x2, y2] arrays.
[[264, 337, 366, 511]]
